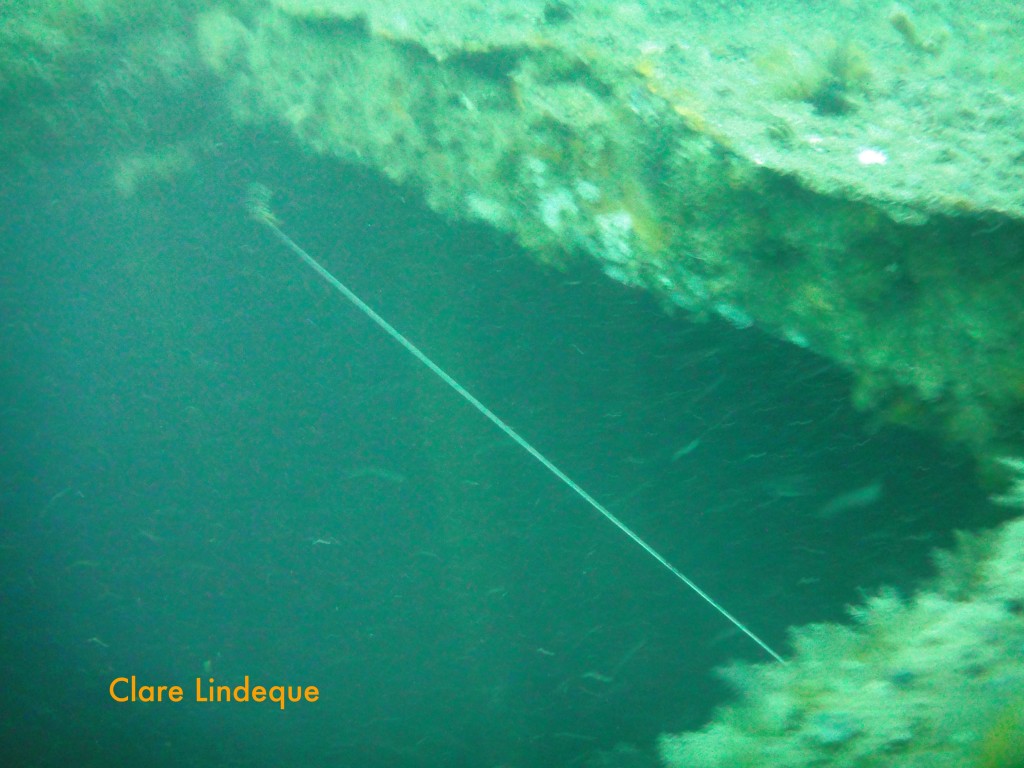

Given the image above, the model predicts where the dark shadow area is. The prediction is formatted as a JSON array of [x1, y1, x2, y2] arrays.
[[0, 131, 1008, 768]]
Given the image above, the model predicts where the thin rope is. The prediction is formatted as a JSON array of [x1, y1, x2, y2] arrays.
[[249, 185, 784, 664]]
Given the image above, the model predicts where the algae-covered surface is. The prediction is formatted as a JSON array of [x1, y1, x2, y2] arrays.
[[268, 0, 1024, 219], [661, 513, 1024, 768], [2, 0, 1023, 461], [192, 0, 1024, 463]]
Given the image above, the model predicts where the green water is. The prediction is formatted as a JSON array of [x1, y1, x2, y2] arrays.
[[0, 138, 995, 768]]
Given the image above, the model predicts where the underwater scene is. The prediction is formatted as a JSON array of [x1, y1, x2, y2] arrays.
[[1, 1, 1023, 767]]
